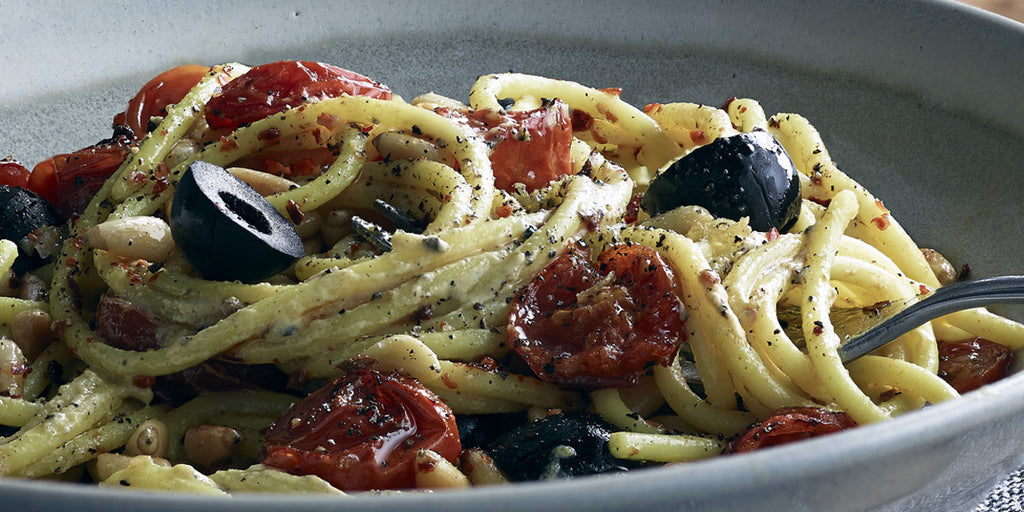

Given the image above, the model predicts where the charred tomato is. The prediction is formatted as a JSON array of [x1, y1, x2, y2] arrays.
[[726, 406, 856, 454], [457, 99, 574, 192], [260, 365, 460, 491], [33, 139, 132, 219], [0, 158, 31, 189], [206, 60, 392, 130], [118, 64, 209, 136], [938, 337, 1014, 393], [506, 243, 687, 389]]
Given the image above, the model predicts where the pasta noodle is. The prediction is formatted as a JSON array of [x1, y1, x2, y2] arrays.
[[0, 61, 1021, 495]]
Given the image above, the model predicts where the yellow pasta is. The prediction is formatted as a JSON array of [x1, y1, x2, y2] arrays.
[[0, 62, 1019, 495]]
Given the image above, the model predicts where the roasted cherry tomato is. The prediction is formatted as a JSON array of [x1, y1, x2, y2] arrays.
[[206, 60, 392, 130], [0, 158, 31, 189], [726, 407, 856, 454], [440, 99, 573, 193], [469, 99, 573, 192], [27, 159, 57, 205], [261, 364, 460, 491], [506, 243, 687, 389], [40, 140, 131, 219], [938, 337, 1014, 393], [118, 64, 209, 136]]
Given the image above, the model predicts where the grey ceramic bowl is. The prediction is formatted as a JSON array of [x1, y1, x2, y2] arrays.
[[2, 1, 1023, 510]]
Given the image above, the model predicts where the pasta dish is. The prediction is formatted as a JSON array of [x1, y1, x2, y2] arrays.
[[0, 61, 1019, 493]]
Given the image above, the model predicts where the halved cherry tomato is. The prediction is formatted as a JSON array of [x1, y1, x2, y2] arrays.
[[506, 243, 687, 389], [117, 64, 209, 137], [726, 407, 856, 454], [206, 61, 392, 130], [440, 99, 573, 193], [27, 159, 58, 205], [938, 337, 1014, 393], [41, 139, 131, 219], [0, 158, 31, 189], [261, 363, 460, 491]]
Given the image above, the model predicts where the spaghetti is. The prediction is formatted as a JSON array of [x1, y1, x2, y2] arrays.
[[0, 62, 1021, 493]]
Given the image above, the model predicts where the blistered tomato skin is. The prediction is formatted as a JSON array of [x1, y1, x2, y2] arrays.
[[726, 406, 856, 454], [261, 366, 461, 491], [467, 100, 573, 192], [40, 140, 132, 220], [641, 130, 802, 233], [119, 64, 209, 136], [938, 337, 1014, 393], [205, 61, 392, 130], [507, 243, 687, 389], [0, 158, 31, 189]]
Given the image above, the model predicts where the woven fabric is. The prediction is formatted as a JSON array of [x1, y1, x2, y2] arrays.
[[977, 469, 1024, 512]]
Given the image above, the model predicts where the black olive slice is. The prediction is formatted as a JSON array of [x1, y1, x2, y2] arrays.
[[486, 413, 635, 481], [0, 185, 62, 272], [641, 130, 802, 232], [169, 161, 303, 283]]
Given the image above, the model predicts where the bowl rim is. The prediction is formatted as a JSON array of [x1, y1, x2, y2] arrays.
[[2, 0, 1023, 510]]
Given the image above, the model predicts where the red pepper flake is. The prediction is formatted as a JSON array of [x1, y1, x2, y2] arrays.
[[129, 171, 147, 184], [153, 162, 170, 180], [871, 215, 891, 230], [441, 373, 458, 389], [131, 375, 156, 389], [571, 109, 595, 132], [285, 199, 305, 224], [494, 204, 513, 218], [599, 87, 622, 97], [643, 103, 662, 114], [720, 97, 737, 110], [258, 127, 282, 146], [699, 269, 721, 287], [476, 357, 499, 372], [220, 136, 239, 152], [416, 459, 437, 473], [689, 130, 708, 145], [590, 128, 608, 144], [265, 160, 291, 177], [72, 236, 86, 249], [624, 193, 643, 224], [766, 228, 780, 241], [812, 321, 825, 336], [348, 242, 362, 258], [596, 104, 618, 123], [64, 257, 78, 268], [919, 284, 932, 295], [317, 112, 340, 130], [152, 178, 169, 195]]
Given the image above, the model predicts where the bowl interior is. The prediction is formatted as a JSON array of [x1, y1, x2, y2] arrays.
[[1, 1, 1023, 510]]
